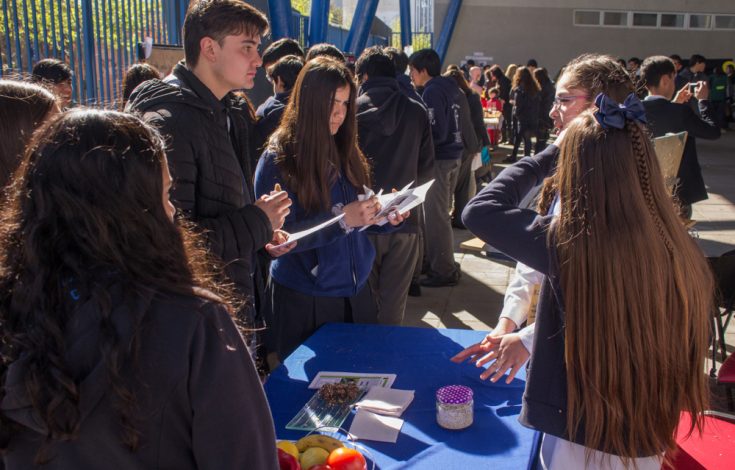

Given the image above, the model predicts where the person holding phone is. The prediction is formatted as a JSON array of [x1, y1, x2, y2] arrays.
[[641, 55, 721, 218]]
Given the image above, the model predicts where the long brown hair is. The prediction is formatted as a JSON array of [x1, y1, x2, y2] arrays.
[[552, 111, 712, 461], [0, 109, 238, 461], [511, 66, 540, 96], [443, 68, 474, 95], [269, 57, 370, 213], [0, 80, 56, 188]]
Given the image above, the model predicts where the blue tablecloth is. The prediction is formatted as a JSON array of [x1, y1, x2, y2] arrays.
[[264, 323, 540, 470]]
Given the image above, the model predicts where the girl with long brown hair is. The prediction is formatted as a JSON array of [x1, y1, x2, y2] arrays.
[[462, 94, 712, 467], [254, 57, 405, 360], [507, 66, 541, 161], [0, 109, 279, 468]]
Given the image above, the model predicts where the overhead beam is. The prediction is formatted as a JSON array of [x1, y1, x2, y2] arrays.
[[343, 0, 379, 57], [435, 0, 462, 64], [399, 0, 411, 49], [267, 0, 293, 39], [308, 0, 330, 46]]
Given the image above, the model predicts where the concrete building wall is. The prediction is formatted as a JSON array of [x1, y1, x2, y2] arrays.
[[434, 0, 735, 75]]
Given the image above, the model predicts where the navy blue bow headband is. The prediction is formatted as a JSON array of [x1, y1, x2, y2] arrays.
[[593, 93, 647, 130]]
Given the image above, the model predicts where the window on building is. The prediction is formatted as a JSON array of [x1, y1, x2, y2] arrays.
[[574, 10, 601, 26], [688, 14, 711, 29], [603, 11, 628, 27], [660, 14, 685, 28], [632, 13, 658, 27], [714, 15, 735, 30]]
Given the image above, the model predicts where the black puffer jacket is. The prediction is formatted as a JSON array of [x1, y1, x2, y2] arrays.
[[126, 63, 272, 304]]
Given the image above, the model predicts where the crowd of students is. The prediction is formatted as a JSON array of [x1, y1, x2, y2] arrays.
[[0, 0, 722, 468]]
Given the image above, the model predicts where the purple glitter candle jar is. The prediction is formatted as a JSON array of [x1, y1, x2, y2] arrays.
[[436, 385, 473, 430]]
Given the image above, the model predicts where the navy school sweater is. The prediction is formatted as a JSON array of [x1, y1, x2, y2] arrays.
[[421, 76, 464, 160]]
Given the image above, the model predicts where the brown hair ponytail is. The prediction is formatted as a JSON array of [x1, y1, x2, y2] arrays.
[[554, 111, 712, 462]]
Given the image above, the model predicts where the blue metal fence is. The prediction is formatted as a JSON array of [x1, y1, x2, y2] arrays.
[[1, 0, 177, 106], [1, 1, 393, 105]]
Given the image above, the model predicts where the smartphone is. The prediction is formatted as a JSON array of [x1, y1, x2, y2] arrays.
[[688, 82, 697, 93]]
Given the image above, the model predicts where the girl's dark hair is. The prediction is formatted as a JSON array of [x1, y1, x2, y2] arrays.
[[269, 57, 370, 213], [512, 66, 540, 96], [0, 109, 237, 462], [443, 68, 473, 95], [121, 63, 161, 107], [533, 67, 551, 86], [0, 80, 56, 188]]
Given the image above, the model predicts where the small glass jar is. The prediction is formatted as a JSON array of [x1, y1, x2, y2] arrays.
[[436, 385, 473, 430]]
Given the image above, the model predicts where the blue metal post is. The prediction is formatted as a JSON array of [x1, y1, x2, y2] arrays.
[[435, 0, 462, 64], [94, 0, 106, 104], [81, 0, 98, 103], [268, 0, 293, 40], [39, 0, 49, 56], [399, 0, 411, 48], [65, 0, 76, 100], [49, 0, 58, 56], [10, 0, 22, 70], [343, 0, 379, 57], [58, 0, 65, 60], [108, 0, 119, 99], [29, 0, 41, 60], [1, 0, 14, 71], [20, 0, 32, 68], [308, 0, 329, 46]]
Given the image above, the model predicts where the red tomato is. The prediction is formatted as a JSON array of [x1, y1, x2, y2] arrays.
[[308, 465, 333, 470], [326, 447, 367, 470]]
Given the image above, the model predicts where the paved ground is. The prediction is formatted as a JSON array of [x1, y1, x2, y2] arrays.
[[404, 130, 735, 407]]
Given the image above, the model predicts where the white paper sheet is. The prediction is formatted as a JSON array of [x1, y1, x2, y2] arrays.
[[354, 387, 415, 417], [359, 179, 435, 230], [348, 409, 404, 443], [272, 213, 345, 248]]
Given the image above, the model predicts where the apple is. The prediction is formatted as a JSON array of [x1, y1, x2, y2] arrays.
[[278, 448, 301, 470]]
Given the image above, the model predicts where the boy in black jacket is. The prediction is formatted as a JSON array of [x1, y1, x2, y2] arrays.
[[126, 1, 293, 346], [355, 47, 435, 324], [409, 49, 463, 287]]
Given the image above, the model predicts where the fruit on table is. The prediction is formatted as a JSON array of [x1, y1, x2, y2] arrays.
[[295, 434, 344, 453], [327, 447, 367, 470], [277, 440, 300, 459], [307, 465, 334, 470], [299, 447, 330, 469], [277, 448, 301, 470]]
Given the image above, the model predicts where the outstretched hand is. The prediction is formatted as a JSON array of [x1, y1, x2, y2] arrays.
[[451, 332, 530, 384]]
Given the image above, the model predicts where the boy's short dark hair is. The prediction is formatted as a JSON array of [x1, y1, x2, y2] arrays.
[[384, 47, 408, 75], [267, 55, 304, 91], [355, 47, 395, 80], [640, 56, 676, 88], [183, 0, 269, 68], [31, 59, 72, 84], [628, 57, 642, 66], [689, 54, 706, 66], [408, 49, 441, 77], [527, 59, 538, 68], [262, 38, 304, 68], [669, 54, 682, 63], [305, 43, 346, 63]]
